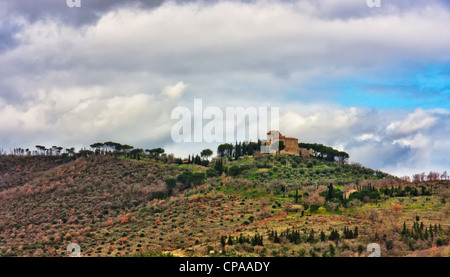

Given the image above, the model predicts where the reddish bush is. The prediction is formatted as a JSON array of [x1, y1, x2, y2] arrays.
[[391, 203, 403, 213], [120, 216, 128, 225], [119, 238, 127, 244]]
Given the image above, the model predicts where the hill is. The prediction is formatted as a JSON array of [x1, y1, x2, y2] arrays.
[[0, 152, 449, 257]]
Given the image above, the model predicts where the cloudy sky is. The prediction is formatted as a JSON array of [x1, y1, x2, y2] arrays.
[[0, 0, 449, 177]]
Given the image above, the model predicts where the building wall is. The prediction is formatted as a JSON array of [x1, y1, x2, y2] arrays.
[[281, 138, 299, 155], [266, 131, 299, 155]]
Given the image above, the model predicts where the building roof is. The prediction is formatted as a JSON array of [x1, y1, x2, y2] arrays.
[[267, 131, 298, 140]]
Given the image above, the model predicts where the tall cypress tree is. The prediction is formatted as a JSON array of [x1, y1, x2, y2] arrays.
[[221, 236, 226, 248], [402, 222, 407, 236], [273, 231, 280, 243], [215, 159, 223, 175], [327, 183, 334, 201], [227, 235, 234, 246]]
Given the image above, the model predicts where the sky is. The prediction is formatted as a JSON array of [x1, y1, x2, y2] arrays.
[[0, 0, 449, 178]]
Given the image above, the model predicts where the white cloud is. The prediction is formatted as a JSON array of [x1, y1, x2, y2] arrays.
[[393, 133, 431, 149], [0, 81, 187, 149], [276, 105, 450, 177], [2, 1, 450, 82], [355, 133, 382, 142], [387, 108, 437, 137], [279, 104, 369, 144]]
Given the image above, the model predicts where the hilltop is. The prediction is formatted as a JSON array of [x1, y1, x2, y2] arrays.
[[0, 148, 449, 257]]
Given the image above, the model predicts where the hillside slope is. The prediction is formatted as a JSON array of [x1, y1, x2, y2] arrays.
[[0, 154, 449, 257], [0, 156, 178, 256]]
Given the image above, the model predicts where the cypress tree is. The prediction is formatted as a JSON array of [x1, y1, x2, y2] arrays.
[[327, 183, 334, 201], [215, 159, 223, 175], [402, 222, 407, 236], [248, 143, 254, 155], [251, 233, 263, 246], [227, 235, 234, 246], [329, 229, 340, 241], [309, 229, 315, 242], [239, 233, 245, 244], [221, 236, 226, 248], [329, 243, 335, 257], [274, 231, 280, 243]]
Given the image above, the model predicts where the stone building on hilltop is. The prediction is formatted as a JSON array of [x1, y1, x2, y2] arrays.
[[265, 131, 299, 155]]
